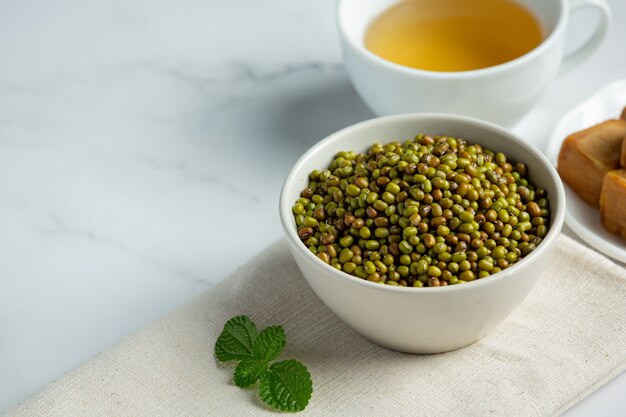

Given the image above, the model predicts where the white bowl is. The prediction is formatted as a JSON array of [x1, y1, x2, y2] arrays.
[[279, 114, 565, 353]]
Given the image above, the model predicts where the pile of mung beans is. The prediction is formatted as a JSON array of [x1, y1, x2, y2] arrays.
[[292, 134, 550, 287]]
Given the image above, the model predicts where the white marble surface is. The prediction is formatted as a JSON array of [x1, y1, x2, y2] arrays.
[[0, 0, 625, 414]]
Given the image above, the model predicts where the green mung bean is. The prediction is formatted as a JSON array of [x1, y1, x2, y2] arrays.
[[294, 134, 550, 287]]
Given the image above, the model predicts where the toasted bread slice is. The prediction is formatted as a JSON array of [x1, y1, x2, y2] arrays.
[[621, 106, 626, 167], [622, 131, 626, 168], [600, 169, 626, 240], [558, 120, 626, 207]]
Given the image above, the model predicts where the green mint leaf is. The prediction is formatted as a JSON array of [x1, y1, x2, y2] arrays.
[[259, 359, 313, 412], [233, 358, 267, 388], [253, 325, 286, 362], [215, 315, 257, 362]]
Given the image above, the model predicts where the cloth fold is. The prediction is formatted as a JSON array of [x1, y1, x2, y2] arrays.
[[5, 235, 626, 417]]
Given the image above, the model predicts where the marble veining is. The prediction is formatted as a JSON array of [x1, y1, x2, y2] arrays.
[[138, 60, 344, 86], [141, 158, 262, 202], [48, 212, 210, 285], [1, 0, 626, 414]]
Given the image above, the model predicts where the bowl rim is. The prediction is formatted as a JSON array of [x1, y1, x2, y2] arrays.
[[335, 0, 567, 79], [279, 113, 566, 293]]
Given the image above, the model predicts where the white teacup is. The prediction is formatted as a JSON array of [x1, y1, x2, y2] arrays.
[[337, 0, 611, 127]]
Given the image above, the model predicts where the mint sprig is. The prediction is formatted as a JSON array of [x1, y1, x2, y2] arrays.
[[253, 325, 286, 362], [234, 358, 266, 388], [215, 316, 313, 412], [214, 315, 257, 361], [260, 360, 313, 412]]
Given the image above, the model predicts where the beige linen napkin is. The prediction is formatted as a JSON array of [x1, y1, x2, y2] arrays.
[[5, 235, 626, 417]]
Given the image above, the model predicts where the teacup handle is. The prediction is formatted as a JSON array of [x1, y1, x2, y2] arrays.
[[560, 0, 611, 74]]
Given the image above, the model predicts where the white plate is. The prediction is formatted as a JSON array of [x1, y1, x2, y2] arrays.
[[545, 79, 626, 263]]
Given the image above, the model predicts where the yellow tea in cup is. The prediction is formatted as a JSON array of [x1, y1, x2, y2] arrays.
[[365, 0, 543, 72]]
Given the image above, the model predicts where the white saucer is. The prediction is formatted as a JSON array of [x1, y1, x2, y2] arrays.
[[545, 79, 626, 263]]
